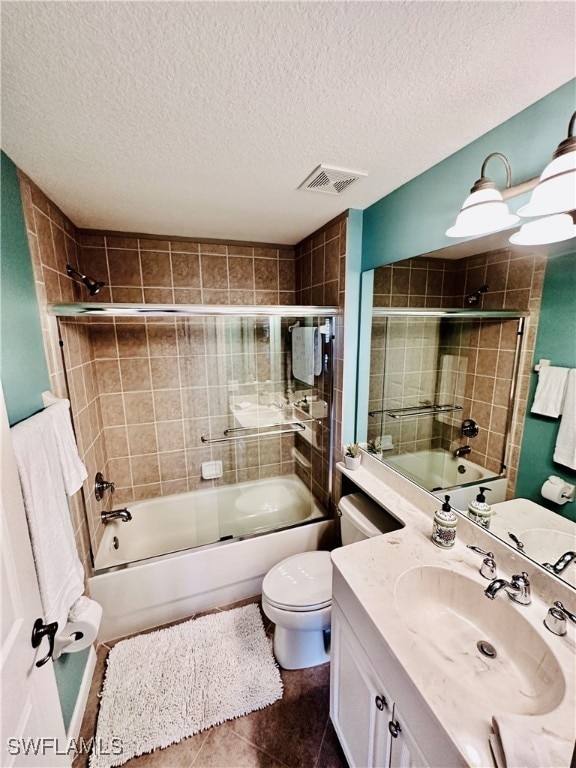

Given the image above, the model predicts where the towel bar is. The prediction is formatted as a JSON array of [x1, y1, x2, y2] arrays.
[[369, 404, 463, 418], [201, 421, 306, 444]]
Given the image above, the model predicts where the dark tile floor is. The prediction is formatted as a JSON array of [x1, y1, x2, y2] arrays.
[[73, 598, 348, 768]]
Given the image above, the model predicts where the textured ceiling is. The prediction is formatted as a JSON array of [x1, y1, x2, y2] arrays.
[[2, 1, 575, 244]]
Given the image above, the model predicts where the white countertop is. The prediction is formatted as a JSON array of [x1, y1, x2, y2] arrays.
[[333, 452, 576, 768]]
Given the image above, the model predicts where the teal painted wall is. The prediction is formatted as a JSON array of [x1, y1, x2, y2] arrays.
[[1, 150, 88, 731], [0, 151, 50, 423], [516, 249, 576, 521], [362, 79, 576, 270]]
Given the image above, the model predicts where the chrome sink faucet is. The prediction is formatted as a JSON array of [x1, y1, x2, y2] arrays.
[[101, 508, 132, 524], [484, 572, 531, 605]]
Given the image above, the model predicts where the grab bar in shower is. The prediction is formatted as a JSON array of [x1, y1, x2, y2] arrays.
[[369, 404, 463, 418], [201, 421, 307, 444]]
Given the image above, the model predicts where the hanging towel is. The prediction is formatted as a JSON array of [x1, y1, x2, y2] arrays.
[[531, 365, 569, 417], [45, 399, 87, 495], [11, 409, 85, 630], [489, 714, 571, 768], [314, 330, 323, 377], [554, 368, 576, 470], [292, 327, 317, 386], [437, 354, 467, 425]]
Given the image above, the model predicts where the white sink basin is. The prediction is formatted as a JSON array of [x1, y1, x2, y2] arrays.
[[394, 566, 565, 715]]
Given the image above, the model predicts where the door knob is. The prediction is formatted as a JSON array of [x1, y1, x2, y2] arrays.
[[388, 720, 402, 738], [31, 618, 58, 668]]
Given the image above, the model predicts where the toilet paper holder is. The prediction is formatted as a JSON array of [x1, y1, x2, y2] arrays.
[[541, 475, 575, 505]]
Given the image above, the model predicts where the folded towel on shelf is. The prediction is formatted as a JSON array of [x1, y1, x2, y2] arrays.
[[11, 409, 85, 630], [292, 326, 318, 386], [531, 365, 569, 417], [45, 399, 87, 495], [489, 714, 571, 768], [554, 368, 576, 470]]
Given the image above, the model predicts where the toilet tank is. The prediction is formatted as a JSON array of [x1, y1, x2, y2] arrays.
[[338, 493, 403, 545]]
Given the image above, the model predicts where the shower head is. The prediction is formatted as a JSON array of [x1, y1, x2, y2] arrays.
[[66, 264, 106, 296], [466, 284, 489, 305]]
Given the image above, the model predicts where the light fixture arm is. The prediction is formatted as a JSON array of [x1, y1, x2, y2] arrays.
[[472, 152, 513, 193], [552, 110, 576, 159]]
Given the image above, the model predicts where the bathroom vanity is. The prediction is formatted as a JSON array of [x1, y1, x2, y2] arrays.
[[331, 452, 576, 768]]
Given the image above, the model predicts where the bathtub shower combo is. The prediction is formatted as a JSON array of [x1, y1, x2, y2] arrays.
[[363, 308, 526, 509], [52, 303, 337, 641]]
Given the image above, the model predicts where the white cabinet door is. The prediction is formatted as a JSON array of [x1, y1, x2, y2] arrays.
[[388, 705, 430, 768], [330, 603, 391, 768]]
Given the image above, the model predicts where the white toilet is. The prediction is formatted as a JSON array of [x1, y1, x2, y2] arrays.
[[262, 493, 399, 669]]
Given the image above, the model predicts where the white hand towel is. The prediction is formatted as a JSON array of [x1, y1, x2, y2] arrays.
[[490, 714, 572, 768], [45, 399, 87, 495], [314, 329, 322, 376], [554, 368, 576, 469], [11, 409, 85, 630], [531, 366, 569, 417], [292, 327, 316, 386]]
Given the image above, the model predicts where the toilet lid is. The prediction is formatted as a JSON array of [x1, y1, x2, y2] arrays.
[[262, 551, 332, 612]]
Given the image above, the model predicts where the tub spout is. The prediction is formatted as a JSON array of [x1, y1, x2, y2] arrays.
[[454, 445, 472, 458], [101, 508, 132, 524]]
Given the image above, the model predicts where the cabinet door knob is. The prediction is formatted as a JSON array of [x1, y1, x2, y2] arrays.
[[388, 720, 402, 738], [375, 695, 387, 711]]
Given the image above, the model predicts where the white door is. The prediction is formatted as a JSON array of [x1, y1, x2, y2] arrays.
[[0, 384, 70, 767]]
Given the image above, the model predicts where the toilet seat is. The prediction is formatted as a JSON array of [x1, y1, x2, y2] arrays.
[[262, 551, 332, 612]]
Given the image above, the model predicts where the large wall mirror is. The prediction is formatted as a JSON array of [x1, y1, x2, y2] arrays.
[[356, 232, 576, 589]]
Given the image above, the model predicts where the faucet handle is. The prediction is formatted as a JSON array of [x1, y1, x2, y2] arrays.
[[467, 545, 497, 580], [544, 601, 576, 636]]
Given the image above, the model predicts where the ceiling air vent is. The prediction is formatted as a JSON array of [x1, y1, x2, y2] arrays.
[[299, 165, 367, 195]]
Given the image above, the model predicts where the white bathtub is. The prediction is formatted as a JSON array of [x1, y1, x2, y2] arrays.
[[88, 474, 333, 641], [383, 448, 507, 511], [384, 448, 497, 491]]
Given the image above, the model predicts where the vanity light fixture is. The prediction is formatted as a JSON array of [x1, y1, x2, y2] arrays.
[[510, 110, 576, 245], [446, 153, 520, 238], [66, 264, 106, 296], [517, 111, 576, 218]]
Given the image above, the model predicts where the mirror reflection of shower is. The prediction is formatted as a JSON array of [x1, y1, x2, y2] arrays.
[[66, 263, 106, 295], [466, 284, 489, 305], [365, 309, 526, 500]]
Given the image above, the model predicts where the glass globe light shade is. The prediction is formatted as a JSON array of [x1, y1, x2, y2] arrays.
[[509, 213, 576, 245], [446, 188, 520, 238], [517, 151, 576, 218]]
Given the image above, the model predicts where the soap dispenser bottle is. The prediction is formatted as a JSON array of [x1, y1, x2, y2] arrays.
[[468, 487, 492, 529], [432, 495, 458, 549]]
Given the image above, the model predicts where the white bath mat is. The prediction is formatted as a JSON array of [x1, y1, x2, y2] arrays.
[[89, 603, 283, 768]]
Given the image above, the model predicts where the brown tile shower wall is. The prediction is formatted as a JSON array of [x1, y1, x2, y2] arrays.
[[79, 234, 296, 306], [371, 248, 545, 492], [78, 234, 298, 511], [295, 214, 347, 511], [17, 171, 102, 575]]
